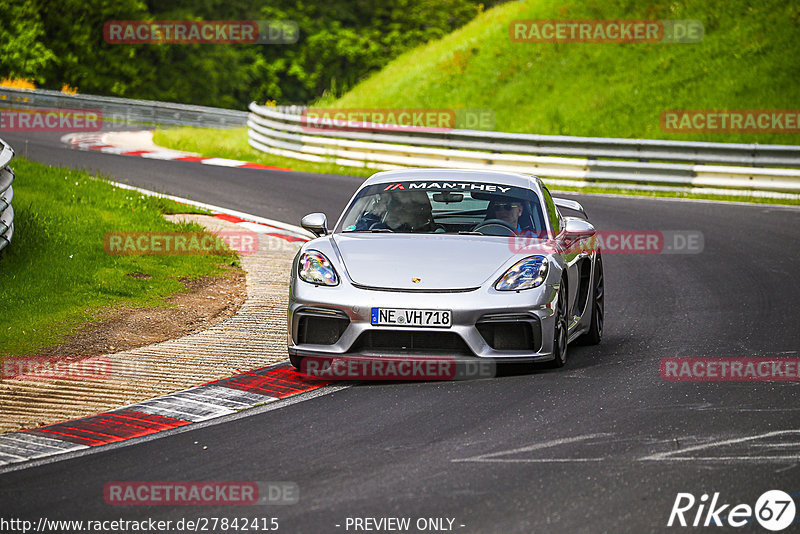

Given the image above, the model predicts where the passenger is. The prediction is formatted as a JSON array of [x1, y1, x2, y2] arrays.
[[383, 191, 435, 232]]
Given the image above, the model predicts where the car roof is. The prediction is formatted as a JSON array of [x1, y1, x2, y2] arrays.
[[361, 168, 544, 193]]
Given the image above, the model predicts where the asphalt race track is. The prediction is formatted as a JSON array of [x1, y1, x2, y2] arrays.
[[1, 131, 799, 532]]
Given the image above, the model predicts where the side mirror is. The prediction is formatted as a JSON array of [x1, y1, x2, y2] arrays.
[[301, 213, 328, 237], [559, 217, 597, 256], [562, 216, 596, 237]]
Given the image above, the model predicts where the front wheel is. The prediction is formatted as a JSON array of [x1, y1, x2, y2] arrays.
[[543, 280, 568, 368], [578, 254, 604, 345], [289, 354, 304, 371]]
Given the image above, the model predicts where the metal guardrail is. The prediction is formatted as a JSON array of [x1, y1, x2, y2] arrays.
[[0, 138, 15, 253], [1, 88, 797, 195], [247, 103, 800, 195], [0, 87, 247, 129]]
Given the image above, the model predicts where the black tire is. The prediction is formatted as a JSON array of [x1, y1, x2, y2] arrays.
[[289, 354, 304, 371], [578, 254, 604, 345], [543, 279, 568, 368]]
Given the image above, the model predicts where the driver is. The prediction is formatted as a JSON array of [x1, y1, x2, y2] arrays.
[[486, 199, 524, 232]]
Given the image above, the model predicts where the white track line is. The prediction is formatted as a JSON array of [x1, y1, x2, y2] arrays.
[[640, 430, 800, 462], [451, 433, 613, 463]]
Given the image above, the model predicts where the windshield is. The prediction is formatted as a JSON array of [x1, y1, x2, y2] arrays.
[[336, 181, 546, 236]]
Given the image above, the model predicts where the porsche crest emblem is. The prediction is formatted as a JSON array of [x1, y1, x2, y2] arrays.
[[412, 277, 421, 284]]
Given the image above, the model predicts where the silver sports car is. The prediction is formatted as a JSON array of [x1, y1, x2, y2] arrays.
[[288, 169, 603, 375]]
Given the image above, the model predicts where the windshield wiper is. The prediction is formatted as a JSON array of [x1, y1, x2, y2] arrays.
[[370, 228, 394, 232]]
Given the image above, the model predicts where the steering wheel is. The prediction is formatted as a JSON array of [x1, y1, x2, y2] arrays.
[[471, 218, 517, 236]]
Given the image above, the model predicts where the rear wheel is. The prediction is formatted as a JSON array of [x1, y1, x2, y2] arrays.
[[544, 280, 568, 368], [578, 254, 604, 345]]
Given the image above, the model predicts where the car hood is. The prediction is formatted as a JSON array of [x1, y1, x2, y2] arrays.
[[331, 234, 518, 290]]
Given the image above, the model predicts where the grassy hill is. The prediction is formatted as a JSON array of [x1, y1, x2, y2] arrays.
[[323, 0, 800, 144]]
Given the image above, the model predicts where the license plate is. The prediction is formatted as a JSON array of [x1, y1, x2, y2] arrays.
[[371, 308, 452, 328]]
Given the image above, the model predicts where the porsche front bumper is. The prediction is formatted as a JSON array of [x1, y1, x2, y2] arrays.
[[288, 280, 562, 364]]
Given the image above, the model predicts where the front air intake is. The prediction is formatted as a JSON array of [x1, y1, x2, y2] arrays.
[[477, 315, 541, 351], [296, 309, 350, 345], [350, 330, 472, 356]]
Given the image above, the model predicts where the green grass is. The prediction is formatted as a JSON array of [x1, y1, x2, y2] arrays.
[[153, 0, 800, 206], [0, 158, 239, 357], [329, 0, 800, 145]]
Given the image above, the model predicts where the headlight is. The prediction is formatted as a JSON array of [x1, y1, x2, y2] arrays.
[[495, 256, 548, 291], [298, 250, 339, 286]]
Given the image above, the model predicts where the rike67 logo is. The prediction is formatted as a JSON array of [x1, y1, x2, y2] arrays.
[[668, 490, 796, 531]]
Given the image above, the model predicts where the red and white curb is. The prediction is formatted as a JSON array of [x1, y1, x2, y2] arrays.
[[0, 363, 331, 467], [61, 130, 292, 172], [109, 180, 314, 243]]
